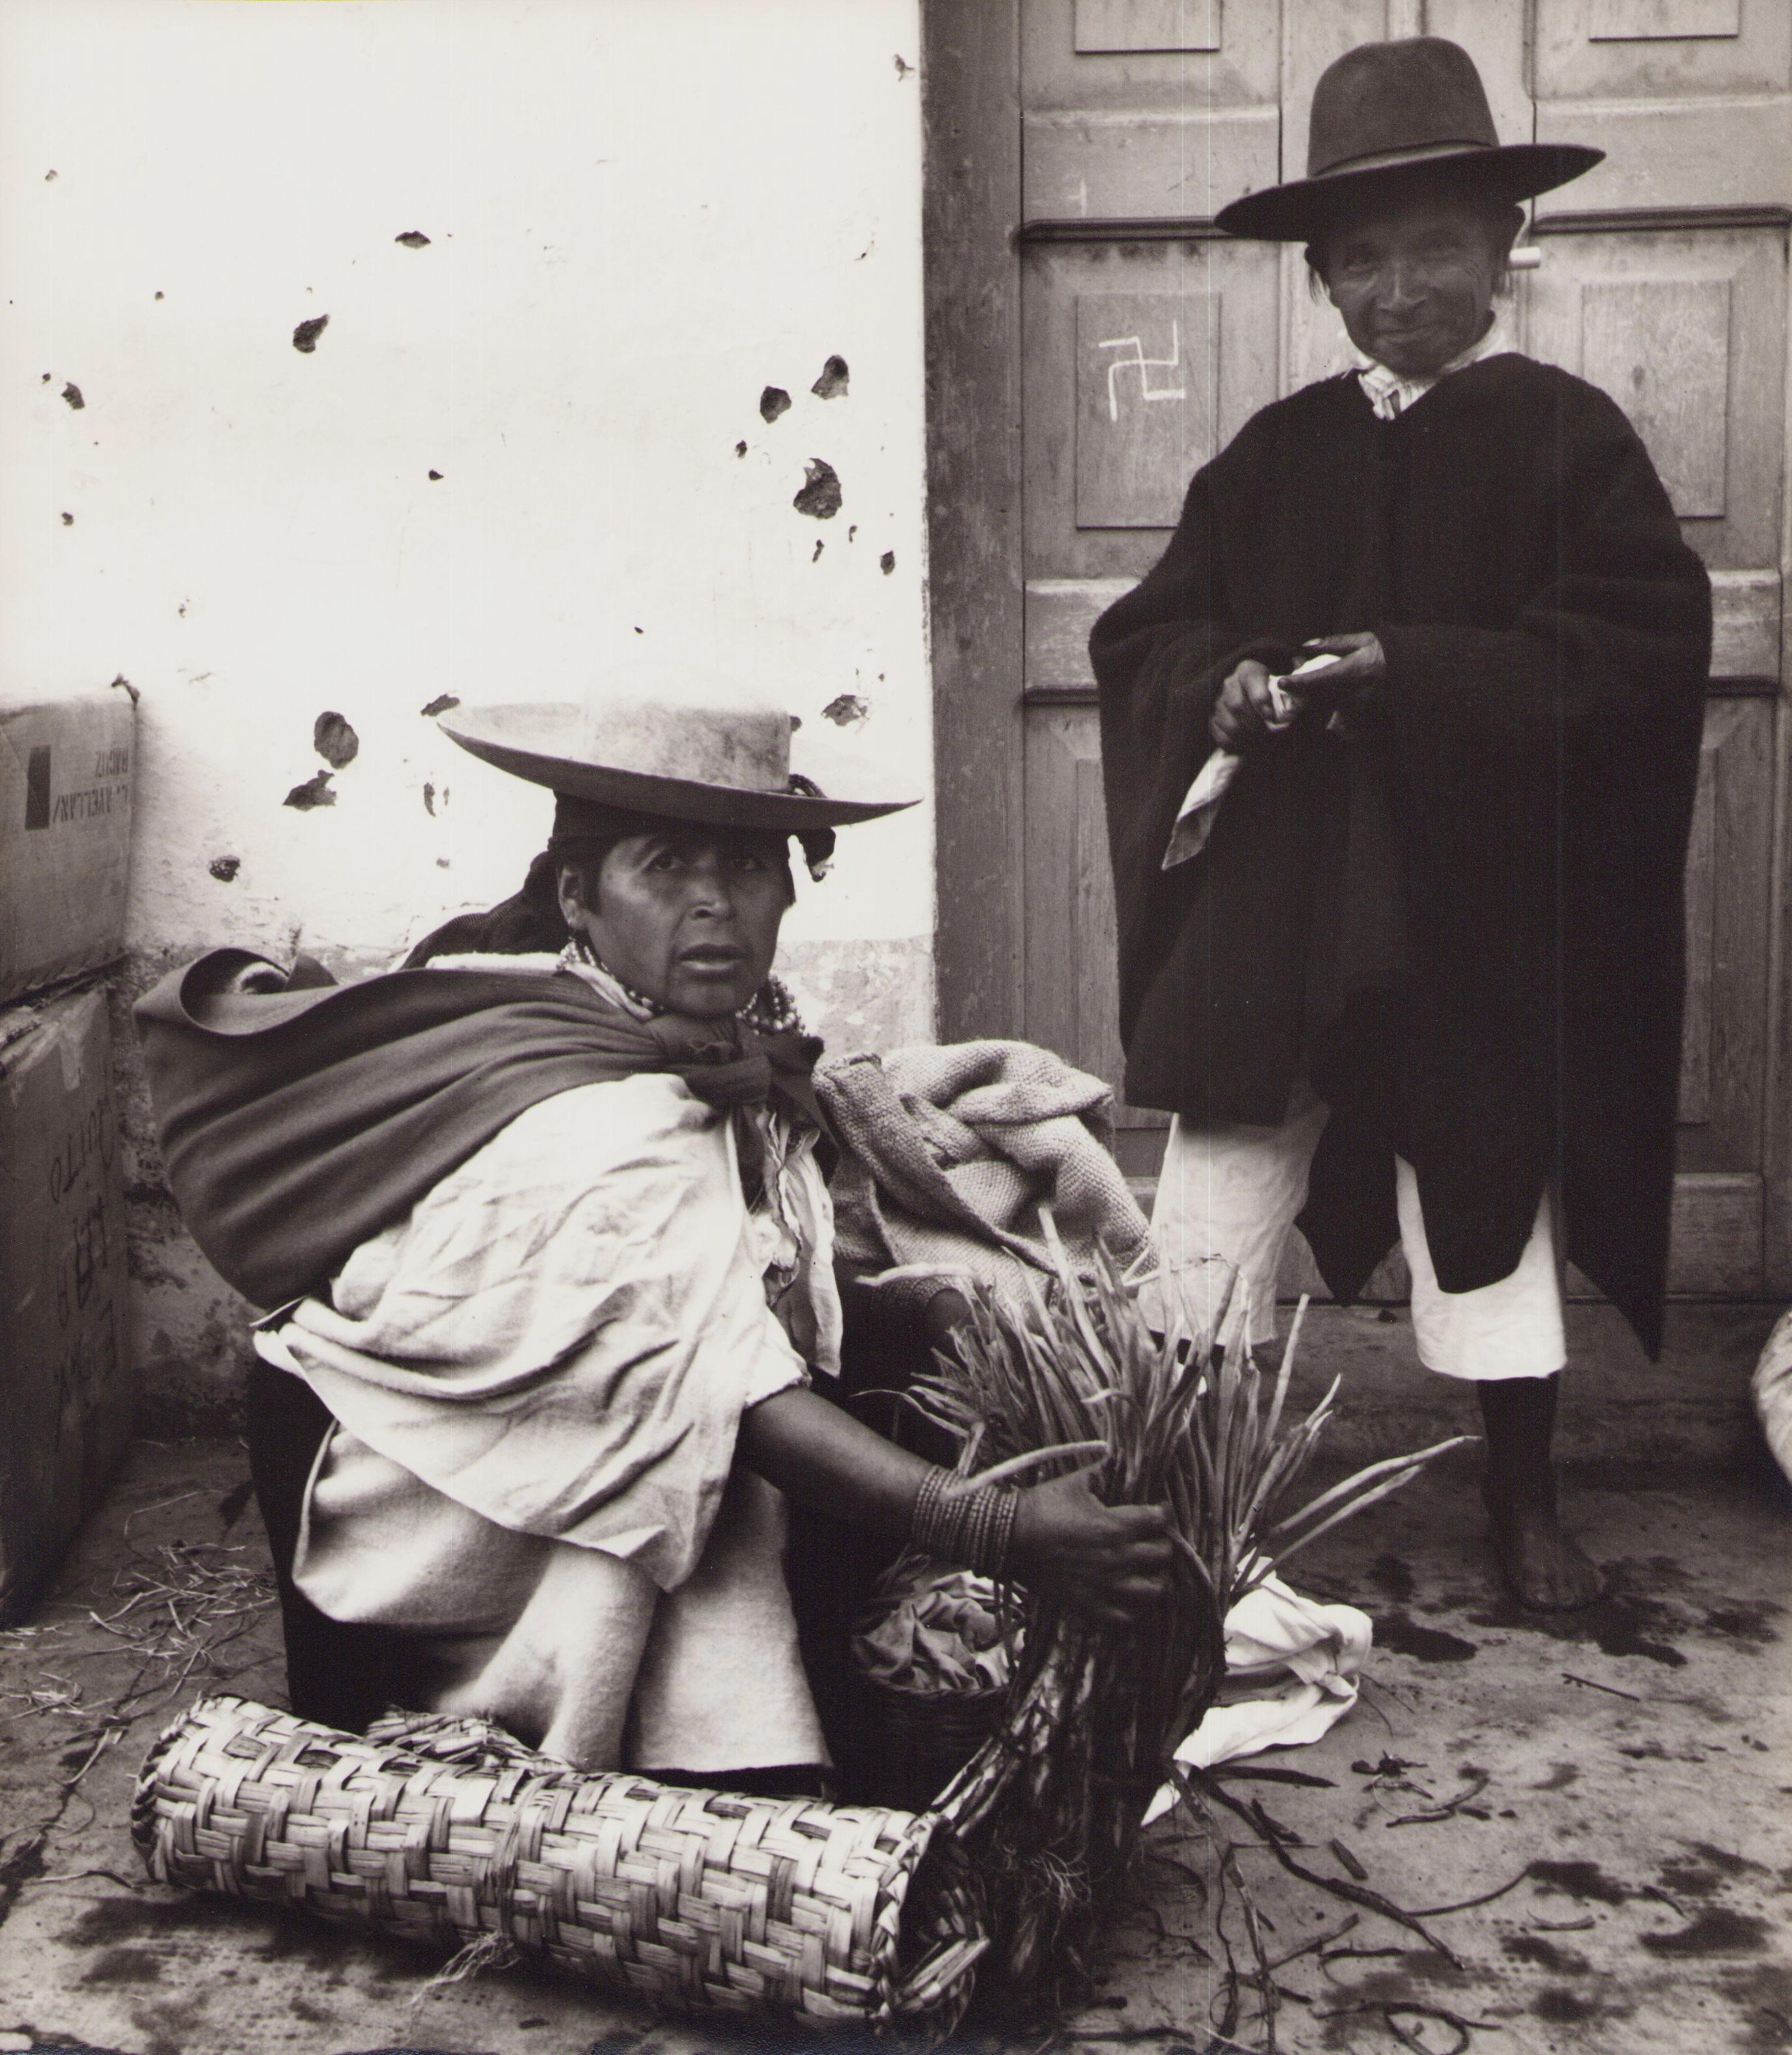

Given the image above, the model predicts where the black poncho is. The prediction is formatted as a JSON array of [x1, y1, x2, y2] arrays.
[[1091, 353, 1711, 1354]]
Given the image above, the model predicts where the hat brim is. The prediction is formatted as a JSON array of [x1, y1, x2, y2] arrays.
[[440, 709, 917, 831], [1214, 141, 1603, 243]]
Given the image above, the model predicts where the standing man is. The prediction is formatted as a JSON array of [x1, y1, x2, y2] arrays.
[[1092, 38, 1711, 1609]]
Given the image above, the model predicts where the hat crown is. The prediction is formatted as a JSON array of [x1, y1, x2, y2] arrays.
[[467, 668, 793, 795], [1307, 36, 1499, 180]]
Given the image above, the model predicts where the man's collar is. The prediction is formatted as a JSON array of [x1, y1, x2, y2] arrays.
[[1354, 312, 1510, 420]]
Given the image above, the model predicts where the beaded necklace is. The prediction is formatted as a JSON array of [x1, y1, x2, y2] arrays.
[[558, 934, 804, 1037]]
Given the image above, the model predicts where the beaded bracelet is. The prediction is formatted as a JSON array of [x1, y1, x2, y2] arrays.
[[909, 1466, 1020, 1580]]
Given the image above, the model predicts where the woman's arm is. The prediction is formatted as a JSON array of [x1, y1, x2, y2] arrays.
[[737, 1383, 1173, 1629]]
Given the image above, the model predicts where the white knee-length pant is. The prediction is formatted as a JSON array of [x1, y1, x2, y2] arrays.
[[1149, 1082, 1564, 1381]]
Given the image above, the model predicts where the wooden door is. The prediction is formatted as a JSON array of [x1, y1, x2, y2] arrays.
[[926, 0, 1792, 1296]]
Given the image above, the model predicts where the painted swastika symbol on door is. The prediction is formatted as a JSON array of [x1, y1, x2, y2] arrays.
[[1097, 323, 1187, 422]]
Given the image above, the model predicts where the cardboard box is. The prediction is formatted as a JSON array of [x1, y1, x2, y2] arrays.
[[0, 687, 136, 1004], [0, 983, 136, 1624]]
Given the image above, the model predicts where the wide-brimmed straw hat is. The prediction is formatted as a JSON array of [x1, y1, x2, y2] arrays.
[[1215, 37, 1601, 243], [439, 664, 916, 831]]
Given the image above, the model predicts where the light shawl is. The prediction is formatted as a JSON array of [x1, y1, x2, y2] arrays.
[[259, 1065, 835, 1770]]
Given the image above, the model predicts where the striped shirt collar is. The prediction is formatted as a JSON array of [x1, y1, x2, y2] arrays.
[[1353, 313, 1511, 421]]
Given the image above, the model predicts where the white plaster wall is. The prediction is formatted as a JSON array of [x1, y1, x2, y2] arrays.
[[0, 0, 932, 1422], [0, 0, 930, 977]]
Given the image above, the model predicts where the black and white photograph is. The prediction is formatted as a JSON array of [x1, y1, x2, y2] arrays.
[[0, 3, 1787, 2050]]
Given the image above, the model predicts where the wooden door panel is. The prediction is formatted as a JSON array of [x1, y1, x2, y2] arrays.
[[1583, 278, 1730, 515], [1025, 578, 1132, 695], [1536, 0, 1789, 101], [1536, 102, 1792, 211], [1021, 239, 1280, 582], [1675, 697, 1774, 1177], [1533, 0, 1792, 210], [1021, 0, 1280, 223], [1023, 0, 1281, 105], [1023, 706, 1168, 1137], [1072, 0, 1222, 53], [1710, 570, 1782, 679], [1589, 0, 1741, 36], [1023, 108, 1280, 224], [1520, 226, 1787, 572], [1073, 289, 1222, 527]]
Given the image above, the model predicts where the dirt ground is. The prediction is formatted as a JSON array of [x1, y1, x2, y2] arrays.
[[1, 1303, 1788, 2055]]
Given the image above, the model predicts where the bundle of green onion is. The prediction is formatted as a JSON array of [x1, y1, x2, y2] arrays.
[[906, 1219, 1468, 2015]]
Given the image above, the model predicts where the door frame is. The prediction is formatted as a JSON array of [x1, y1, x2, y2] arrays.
[[920, 0, 1792, 1297], [922, 0, 1025, 1048]]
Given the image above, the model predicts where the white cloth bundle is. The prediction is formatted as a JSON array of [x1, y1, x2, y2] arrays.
[[1161, 654, 1344, 869], [1144, 1572, 1373, 1823], [1752, 1307, 1792, 1485]]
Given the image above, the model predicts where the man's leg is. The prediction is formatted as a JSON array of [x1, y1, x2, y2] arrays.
[[1148, 1084, 1330, 1350], [1395, 1168, 1602, 1610], [1475, 1370, 1602, 1610]]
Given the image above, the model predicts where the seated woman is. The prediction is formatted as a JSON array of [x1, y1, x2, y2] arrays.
[[137, 668, 1171, 1795]]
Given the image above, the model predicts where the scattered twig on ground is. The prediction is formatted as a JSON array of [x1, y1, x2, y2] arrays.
[[1409, 1864, 1531, 1917], [1055, 2029, 1214, 2044], [1210, 1837, 1244, 2043], [1194, 1773, 1465, 1968], [19, 1867, 141, 1892], [1643, 1883, 1689, 1919], [1531, 1914, 1594, 1932], [1385, 2011, 1469, 2055], [1224, 1839, 1279, 2054], [57, 1724, 122, 1790], [1142, 1845, 1212, 1899], [1211, 1765, 1337, 1789], [1387, 1768, 1491, 1829], [121, 1488, 203, 1537], [1123, 1899, 1209, 1957], [1358, 1674, 1413, 1722], [1319, 2000, 1504, 2055], [1563, 1671, 1641, 1703], [1265, 1914, 1359, 1970], [1329, 1838, 1368, 1880]]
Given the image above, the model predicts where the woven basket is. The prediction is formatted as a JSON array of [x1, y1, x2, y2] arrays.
[[133, 1695, 986, 2036], [852, 1674, 1007, 1818]]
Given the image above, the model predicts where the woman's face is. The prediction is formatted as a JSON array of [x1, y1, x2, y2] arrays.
[[561, 825, 791, 1018], [1317, 190, 1517, 379]]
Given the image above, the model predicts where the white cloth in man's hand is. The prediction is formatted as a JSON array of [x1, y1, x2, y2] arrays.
[[1162, 660, 1332, 870]]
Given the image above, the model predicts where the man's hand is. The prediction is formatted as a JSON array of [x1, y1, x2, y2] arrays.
[[1010, 1469, 1174, 1628], [1286, 632, 1387, 718], [1209, 658, 1289, 752]]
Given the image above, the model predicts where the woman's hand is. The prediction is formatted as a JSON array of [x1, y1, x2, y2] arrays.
[[1209, 657, 1289, 752], [739, 1387, 1174, 1628], [1010, 1469, 1174, 1629]]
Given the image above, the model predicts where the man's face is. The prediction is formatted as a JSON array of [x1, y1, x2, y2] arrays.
[[565, 825, 791, 1018], [1317, 190, 1514, 379]]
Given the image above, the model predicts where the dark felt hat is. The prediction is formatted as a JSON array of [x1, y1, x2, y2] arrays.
[[440, 664, 915, 832], [1215, 37, 1601, 243]]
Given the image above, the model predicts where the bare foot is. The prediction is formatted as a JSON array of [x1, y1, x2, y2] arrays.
[[1484, 1490, 1605, 1611]]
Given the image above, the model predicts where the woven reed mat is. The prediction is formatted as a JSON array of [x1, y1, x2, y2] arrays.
[[133, 1695, 986, 2033]]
